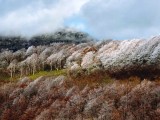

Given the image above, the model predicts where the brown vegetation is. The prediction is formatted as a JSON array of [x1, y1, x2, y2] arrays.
[[0, 71, 159, 120]]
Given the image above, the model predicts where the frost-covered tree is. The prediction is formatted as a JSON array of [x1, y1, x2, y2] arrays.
[[39, 47, 52, 70], [18, 61, 28, 78], [26, 46, 36, 56], [46, 49, 68, 70], [13, 49, 26, 61], [47, 53, 58, 71], [20, 53, 39, 75], [0, 50, 13, 64], [36, 46, 46, 55], [7, 59, 17, 78], [0, 60, 8, 69], [28, 53, 39, 75], [81, 51, 95, 69]]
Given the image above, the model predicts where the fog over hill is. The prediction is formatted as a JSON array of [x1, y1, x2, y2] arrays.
[[0, 29, 93, 51]]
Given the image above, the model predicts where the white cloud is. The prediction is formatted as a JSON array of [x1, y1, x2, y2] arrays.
[[0, 0, 89, 36], [81, 0, 160, 39], [1, 0, 160, 39]]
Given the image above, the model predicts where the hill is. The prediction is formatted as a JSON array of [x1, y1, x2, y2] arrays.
[[0, 33, 160, 120], [0, 29, 93, 51]]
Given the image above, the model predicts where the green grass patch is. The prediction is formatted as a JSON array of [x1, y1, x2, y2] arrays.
[[28, 69, 67, 80], [102, 76, 114, 84], [0, 69, 67, 82]]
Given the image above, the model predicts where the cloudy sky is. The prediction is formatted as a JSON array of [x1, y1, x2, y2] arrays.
[[0, 0, 160, 40]]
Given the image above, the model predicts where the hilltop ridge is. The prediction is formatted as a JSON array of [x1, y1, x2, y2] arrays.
[[0, 29, 93, 51]]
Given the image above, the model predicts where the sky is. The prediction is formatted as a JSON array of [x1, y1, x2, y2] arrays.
[[0, 0, 160, 40]]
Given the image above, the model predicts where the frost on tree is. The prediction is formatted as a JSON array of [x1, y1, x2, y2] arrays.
[[39, 47, 53, 70], [26, 46, 36, 56]]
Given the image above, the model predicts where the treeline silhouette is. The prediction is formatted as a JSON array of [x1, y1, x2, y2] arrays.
[[0, 29, 93, 51]]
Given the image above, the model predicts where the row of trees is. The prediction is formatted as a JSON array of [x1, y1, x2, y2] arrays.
[[0, 42, 100, 78], [0, 36, 160, 79]]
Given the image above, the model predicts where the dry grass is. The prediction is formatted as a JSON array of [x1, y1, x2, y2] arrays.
[[67, 69, 114, 89]]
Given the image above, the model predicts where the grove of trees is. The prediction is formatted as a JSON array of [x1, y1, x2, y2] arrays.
[[0, 36, 159, 79]]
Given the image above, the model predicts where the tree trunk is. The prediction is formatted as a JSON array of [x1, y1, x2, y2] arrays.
[[50, 63, 53, 71], [10, 69, 13, 79]]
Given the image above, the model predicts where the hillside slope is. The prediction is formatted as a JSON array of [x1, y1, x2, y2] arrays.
[[0, 36, 159, 79], [0, 75, 159, 120], [0, 34, 160, 119]]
